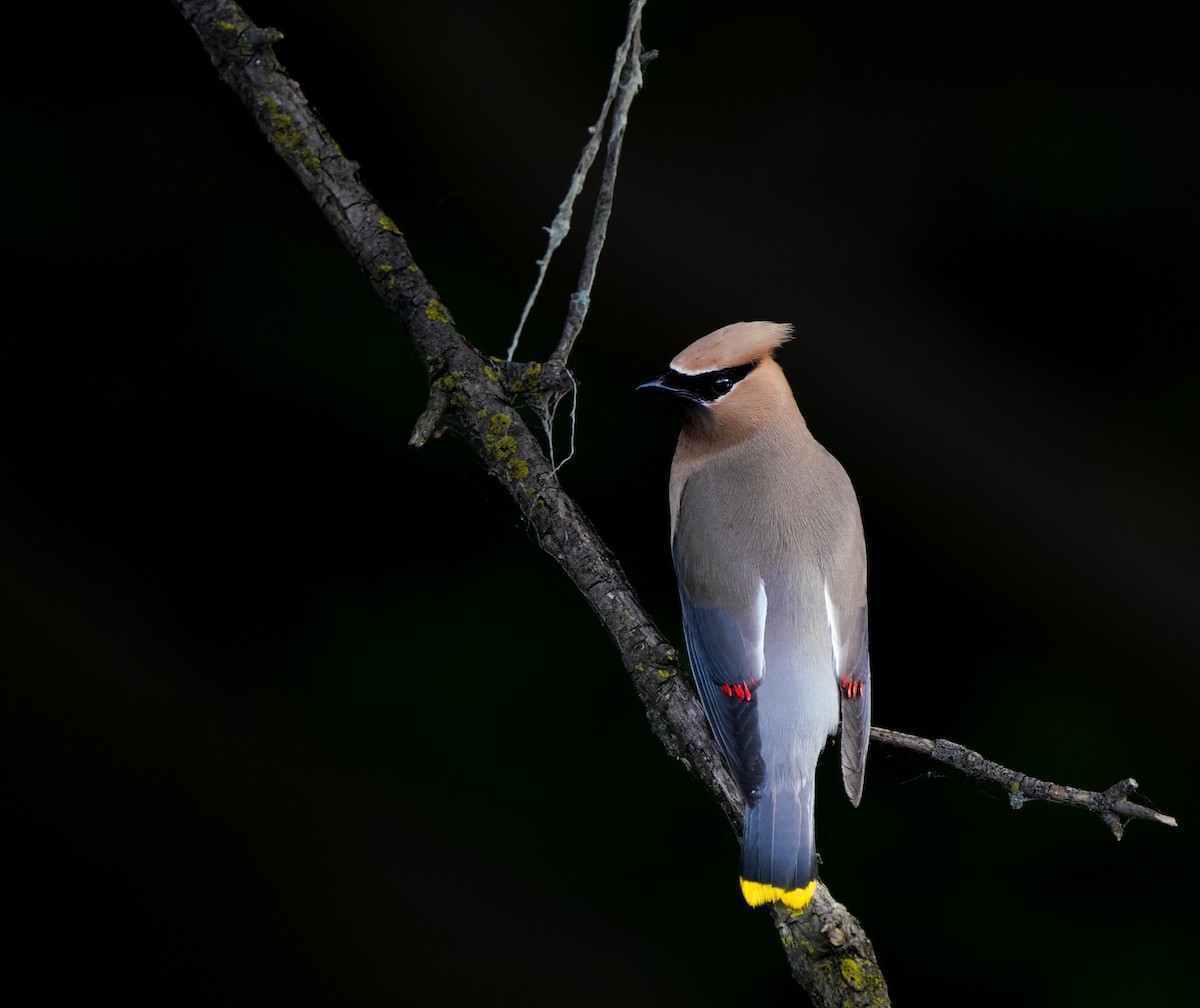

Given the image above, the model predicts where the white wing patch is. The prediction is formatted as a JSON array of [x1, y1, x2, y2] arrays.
[[748, 579, 768, 682], [824, 581, 847, 680]]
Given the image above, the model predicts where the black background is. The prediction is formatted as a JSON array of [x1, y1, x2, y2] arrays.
[[4, 1, 1197, 1004]]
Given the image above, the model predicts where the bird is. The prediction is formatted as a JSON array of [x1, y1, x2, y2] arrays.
[[638, 321, 870, 911]]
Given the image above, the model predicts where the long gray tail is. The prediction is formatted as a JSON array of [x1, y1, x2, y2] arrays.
[[739, 777, 817, 910]]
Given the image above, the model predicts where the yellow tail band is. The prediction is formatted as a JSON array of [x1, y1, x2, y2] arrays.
[[740, 877, 817, 911]]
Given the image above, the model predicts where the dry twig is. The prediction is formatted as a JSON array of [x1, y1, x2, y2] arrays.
[[871, 727, 1178, 838]]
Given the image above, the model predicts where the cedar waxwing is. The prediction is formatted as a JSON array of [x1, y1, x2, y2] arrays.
[[639, 321, 870, 911]]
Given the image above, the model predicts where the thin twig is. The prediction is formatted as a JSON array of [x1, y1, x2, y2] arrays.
[[549, 368, 578, 473], [506, 0, 650, 363], [550, 3, 652, 368], [871, 726, 1179, 838]]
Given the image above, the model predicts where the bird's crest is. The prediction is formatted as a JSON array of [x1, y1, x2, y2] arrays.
[[671, 321, 793, 375]]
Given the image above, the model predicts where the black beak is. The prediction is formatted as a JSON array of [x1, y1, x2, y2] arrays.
[[637, 374, 675, 395]]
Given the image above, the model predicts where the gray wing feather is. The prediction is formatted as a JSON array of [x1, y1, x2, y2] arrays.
[[676, 578, 768, 796], [837, 603, 871, 806]]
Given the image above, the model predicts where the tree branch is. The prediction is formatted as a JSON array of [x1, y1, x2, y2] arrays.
[[505, 0, 654, 468], [174, 4, 1176, 1005], [871, 727, 1178, 838], [549, 2, 653, 370], [507, 0, 651, 367]]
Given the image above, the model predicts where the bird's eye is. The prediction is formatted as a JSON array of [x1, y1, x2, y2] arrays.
[[659, 361, 753, 404]]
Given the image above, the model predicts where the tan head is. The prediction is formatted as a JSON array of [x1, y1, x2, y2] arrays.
[[639, 322, 800, 444]]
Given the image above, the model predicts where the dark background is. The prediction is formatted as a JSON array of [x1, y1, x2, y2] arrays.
[[4, 1, 1196, 1004]]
